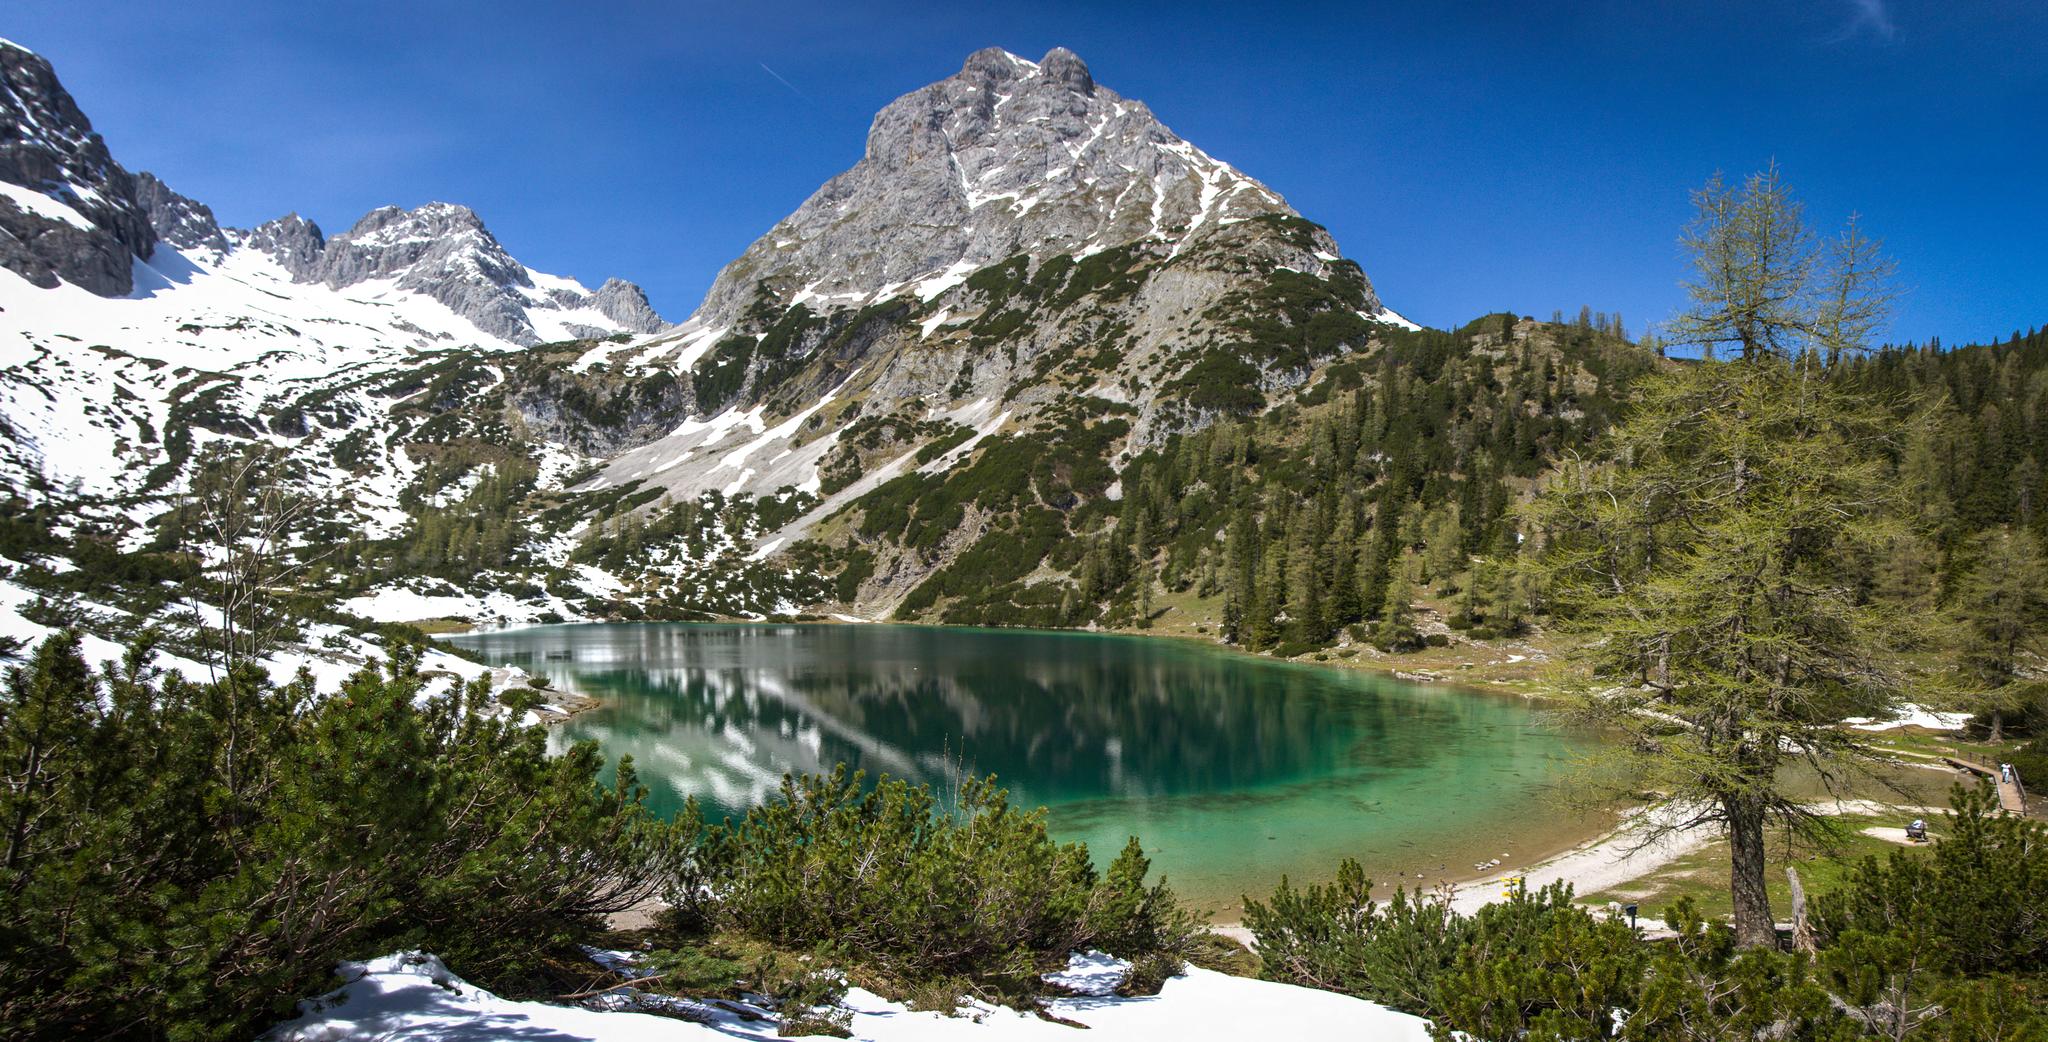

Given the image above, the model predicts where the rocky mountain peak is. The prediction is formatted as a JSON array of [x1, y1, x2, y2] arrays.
[[232, 200, 670, 344], [1037, 47, 1094, 94], [589, 277, 667, 334], [134, 171, 227, 254], [242, 212, 326, 278], [682, 46, 1295, 333], [315, 201, 530, 294], [0, 37, 155, 295]]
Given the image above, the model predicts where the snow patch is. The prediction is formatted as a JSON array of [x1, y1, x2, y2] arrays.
[[1845, 704, 1972, 732], [913, 259, 979, 302], [264, 949, 1432, 1042], [0, 180, 94, 230]]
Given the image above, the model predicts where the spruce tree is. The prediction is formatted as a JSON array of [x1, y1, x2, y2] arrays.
[[1952, 526, 2048, 740]]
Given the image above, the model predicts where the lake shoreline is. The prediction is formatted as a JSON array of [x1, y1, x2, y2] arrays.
[[444, 613, 1573, 723], [449, 621, 1612, 926]]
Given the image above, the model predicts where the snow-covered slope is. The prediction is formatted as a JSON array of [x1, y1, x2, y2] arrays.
[[0, 35, 669, 513], [0, 39, 1421, 630], [247, 201, 670, 345], [0, 233, 653, 511]]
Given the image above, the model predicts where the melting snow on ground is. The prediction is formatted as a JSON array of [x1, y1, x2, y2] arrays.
[[0, 566, 494, 696], [1844, 704, 1972, 732], [263, 950, 1430, 1042]]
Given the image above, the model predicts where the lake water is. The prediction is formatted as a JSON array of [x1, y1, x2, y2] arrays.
[[446, 623, 1601, 919]]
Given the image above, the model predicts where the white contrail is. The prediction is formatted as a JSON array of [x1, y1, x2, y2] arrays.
[[759, 62, 807, 100]]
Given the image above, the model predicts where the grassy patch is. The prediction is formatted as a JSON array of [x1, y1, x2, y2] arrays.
[[1581, 813, 1938, 922]]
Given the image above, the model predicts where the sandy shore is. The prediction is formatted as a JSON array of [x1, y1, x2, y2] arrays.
[[1208, 794, 1950, 947], [1446, 796, 1945, 915]]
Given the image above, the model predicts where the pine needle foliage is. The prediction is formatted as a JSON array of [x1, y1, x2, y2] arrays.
[[1246, 788, 2048, 1040]]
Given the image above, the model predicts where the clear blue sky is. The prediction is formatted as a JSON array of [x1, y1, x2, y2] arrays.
[[9, 0, 2043, 344]]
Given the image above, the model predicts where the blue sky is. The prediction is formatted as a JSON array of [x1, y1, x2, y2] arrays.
[[9, 0, 2044, 343]]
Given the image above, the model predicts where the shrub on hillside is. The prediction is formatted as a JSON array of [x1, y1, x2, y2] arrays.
[[1813, 784, 2048, 977]]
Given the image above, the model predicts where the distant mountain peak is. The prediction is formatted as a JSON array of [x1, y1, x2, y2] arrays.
[[228, 201, 669, 343], [680, 46, 1294, 333]]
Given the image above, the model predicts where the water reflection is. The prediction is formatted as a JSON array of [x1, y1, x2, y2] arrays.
[[450, 624, 1558, 823]]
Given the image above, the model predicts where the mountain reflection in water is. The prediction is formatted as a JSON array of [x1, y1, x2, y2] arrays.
[[447, 623, 1597, 916]]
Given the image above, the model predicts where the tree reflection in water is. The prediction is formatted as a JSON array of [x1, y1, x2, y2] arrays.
[[449, 623, 1596, 916]]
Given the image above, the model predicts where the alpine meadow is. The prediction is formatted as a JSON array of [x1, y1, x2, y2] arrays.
[[1, 8, 2045, 1042]]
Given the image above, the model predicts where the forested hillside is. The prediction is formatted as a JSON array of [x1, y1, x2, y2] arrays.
[[850, 310, 1652, 648], [1844, 326, 2048, 543]]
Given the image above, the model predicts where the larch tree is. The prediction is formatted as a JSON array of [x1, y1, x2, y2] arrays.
[[1528, 166, 1907, 948]]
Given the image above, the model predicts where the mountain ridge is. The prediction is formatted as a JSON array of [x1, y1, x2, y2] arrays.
[[0, 39, 1471, 640], [0, 37, 668, 348]]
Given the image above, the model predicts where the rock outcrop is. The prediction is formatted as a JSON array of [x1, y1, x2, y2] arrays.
[[0, 38, 155, 294], [134, 171, 229, 254], [241, 213, 327, 277]]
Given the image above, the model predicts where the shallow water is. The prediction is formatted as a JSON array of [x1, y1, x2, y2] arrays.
[[447, 623, 1603, 918]]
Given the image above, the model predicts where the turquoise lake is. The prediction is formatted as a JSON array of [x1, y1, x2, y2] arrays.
[[446, 623, 1600, 918]]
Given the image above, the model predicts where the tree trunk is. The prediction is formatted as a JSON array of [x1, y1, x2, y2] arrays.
[[1726, 794, 1777, 948], [1786, 866, 1816, 953], [1990, 708, 2004, 743]]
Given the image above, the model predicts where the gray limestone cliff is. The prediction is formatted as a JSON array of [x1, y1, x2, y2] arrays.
[[0, 39, 155, 295], [134, 171, 228, 253], [687, 46, 1308, 331]]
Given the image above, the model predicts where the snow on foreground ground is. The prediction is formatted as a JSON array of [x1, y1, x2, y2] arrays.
[[263, 951, 1431, 1042]]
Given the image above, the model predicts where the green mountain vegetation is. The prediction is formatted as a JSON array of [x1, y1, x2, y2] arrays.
[[0, 638, 1201, 1039], [1245, 786, 2047, 1042], [2, 148, 2045, 1038]]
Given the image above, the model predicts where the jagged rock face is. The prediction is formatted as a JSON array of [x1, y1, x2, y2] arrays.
[[590, 277, 667, 334], [316, 203, 526, 291], [0, 39, 155, 295], [592, 48, 1395, 583], [313, 203, 541, 342], [134, 171, 227, 253], [242, 213, 326, 277], [234, 202, 672, 345], [688, 46, 1296, 330]]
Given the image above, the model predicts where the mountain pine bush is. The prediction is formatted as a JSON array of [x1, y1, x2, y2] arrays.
[[0, 632, 684, 1040], [1245, 787, 2048, 1041], [691, 766, 1199, 1002]]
